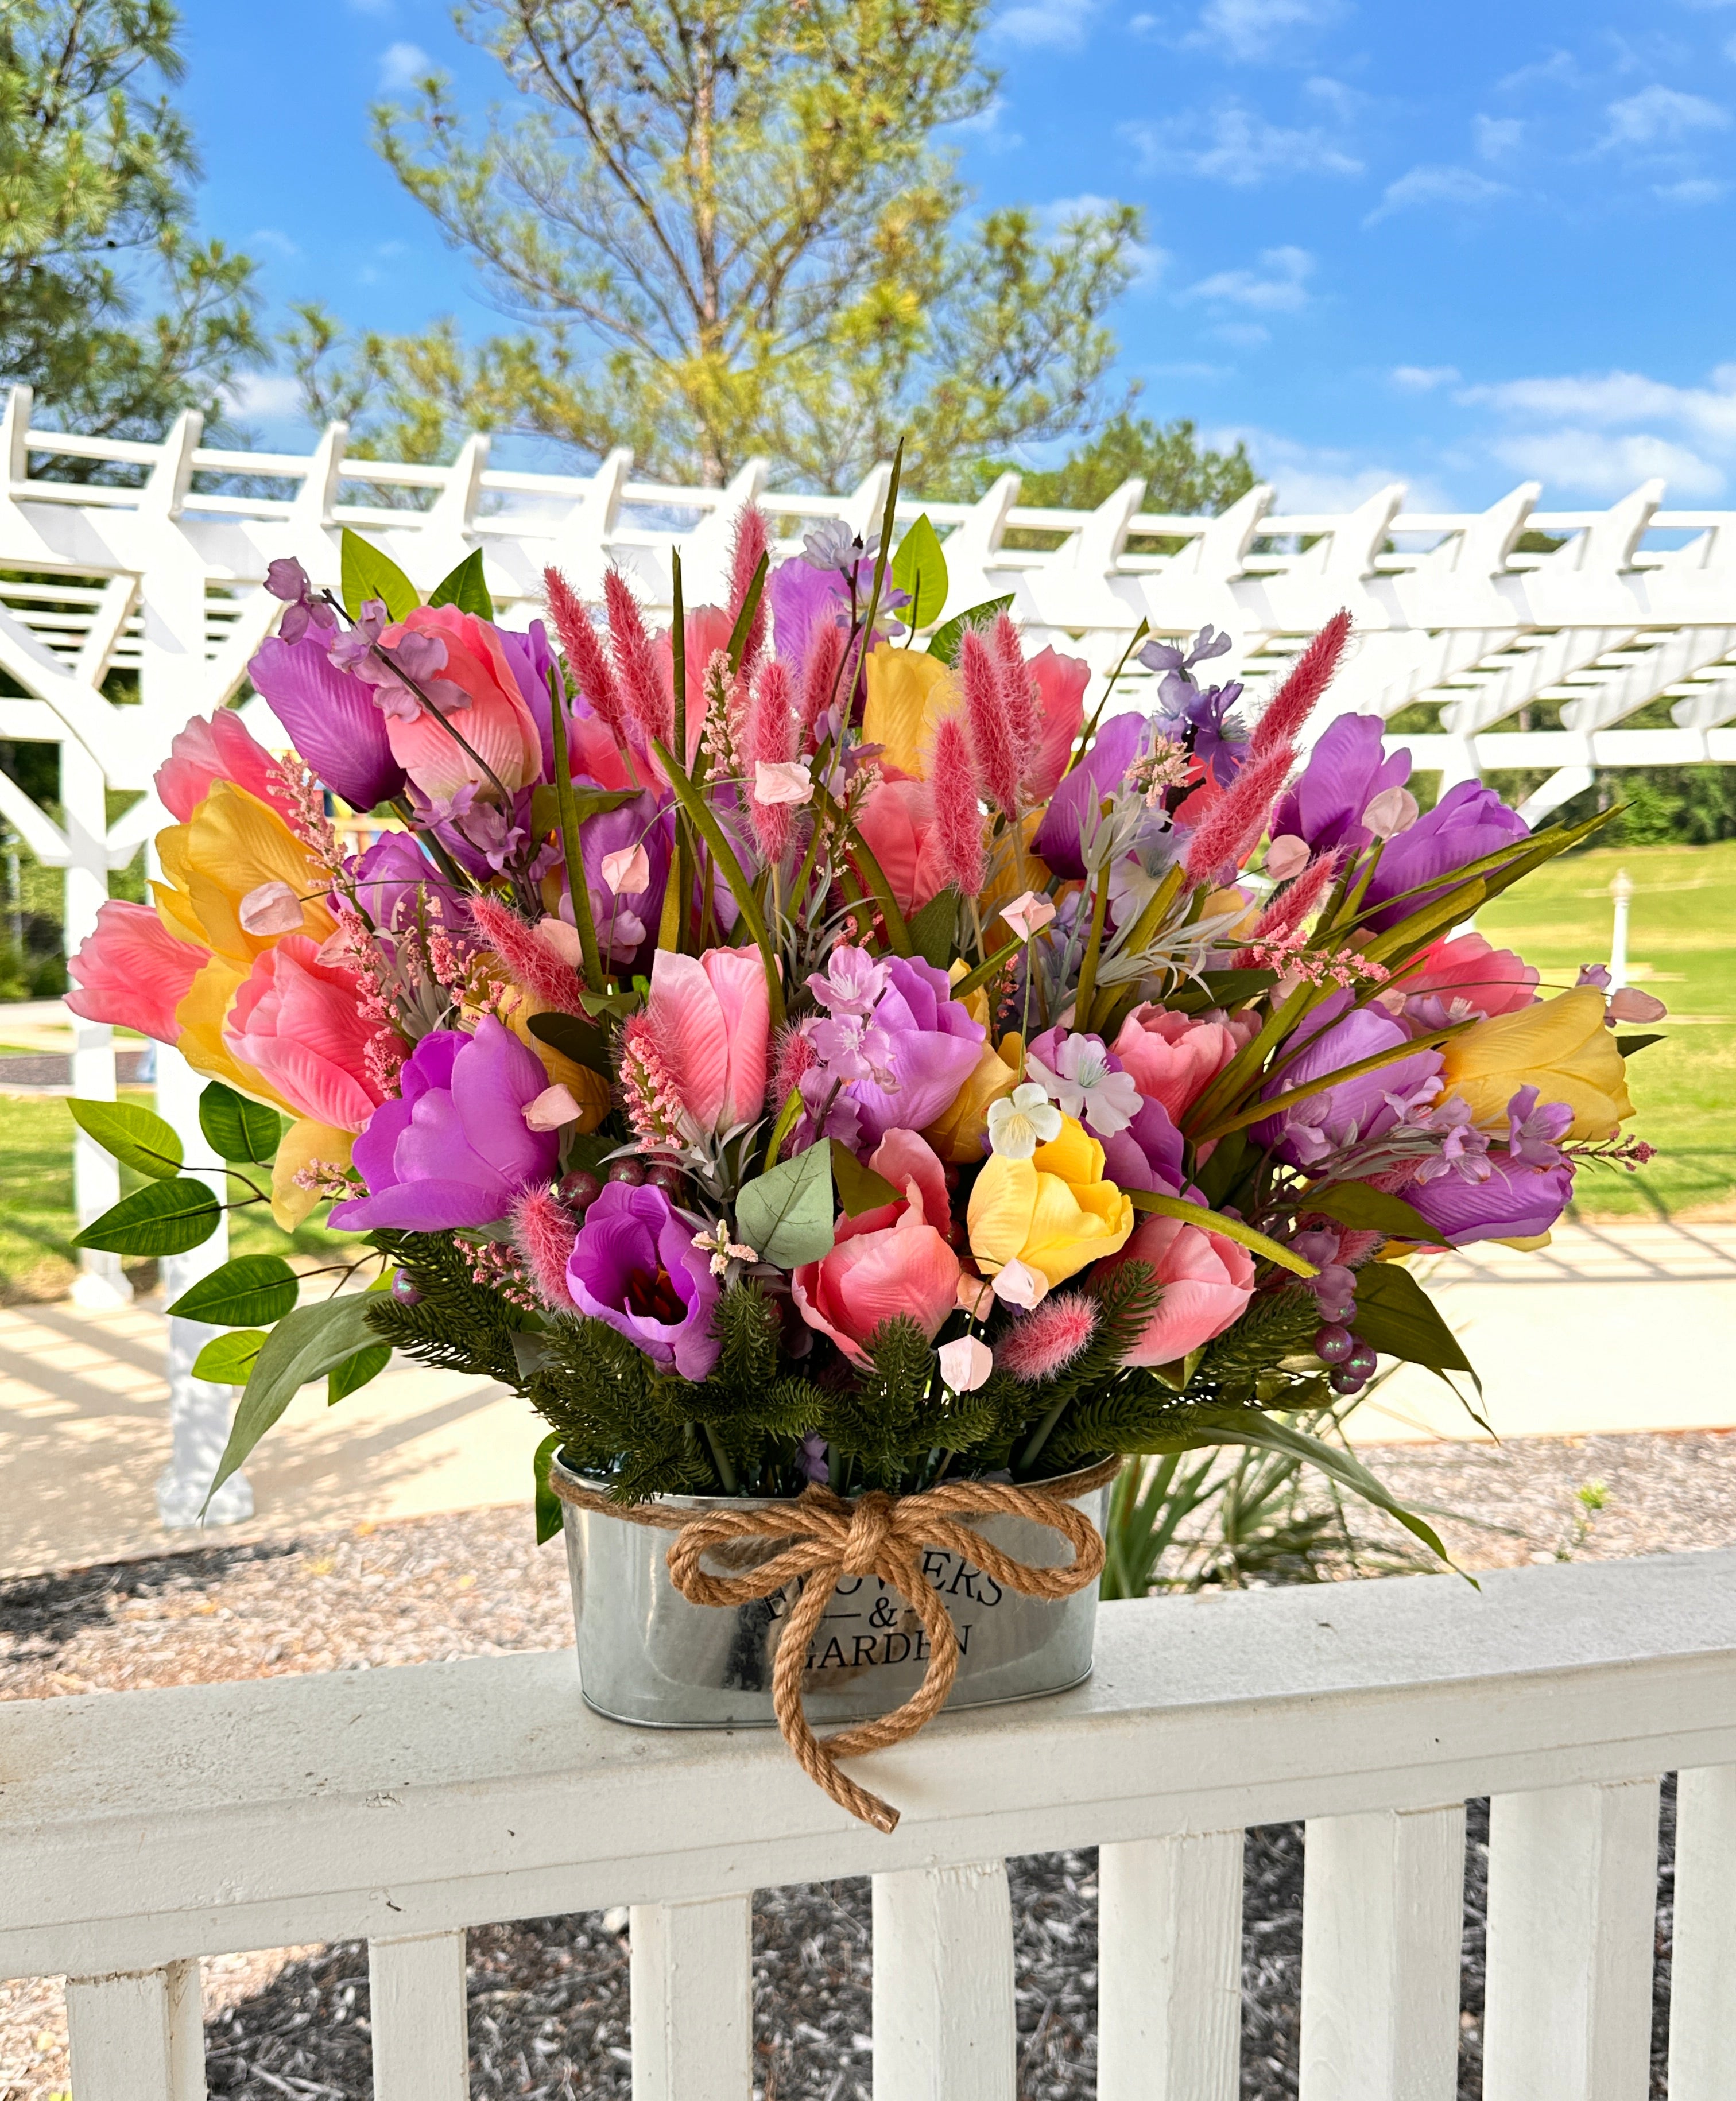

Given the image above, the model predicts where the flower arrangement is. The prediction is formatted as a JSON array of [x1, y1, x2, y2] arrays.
[[67, 484, 1663, 1559]]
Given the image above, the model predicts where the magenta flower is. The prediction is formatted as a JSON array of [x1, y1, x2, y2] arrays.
[[331, 1018, 557, 1231], [840, 953, 985, 1148], [1033, 712, 1146, 879], [565, 1181, 722, 1379], [1098, 1094, 1188, 1195], [1362, 780, 1529, 931], [1268, 713, 1412, 858], [248, 633, 406, 811]]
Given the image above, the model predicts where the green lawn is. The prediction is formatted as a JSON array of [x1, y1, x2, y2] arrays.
[[1478, 836, 1736, 1220]]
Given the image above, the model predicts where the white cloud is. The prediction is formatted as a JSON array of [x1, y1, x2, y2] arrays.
[[1213, 321, 1272, 348], [1490, 429, 1725, 498], [1473, 114, 1524, 160], [1185, 243, 1315, 310], [1391, 365, 1460, 392], [950, 95, 1023, 150], [1128, 10, 1158, 29], [1123, 103, 1362, 184], [1656, 176, 1729, 202], [1455, 364, 1736, 499], [223, 374, 304, 421], [1602, 84, 1729, 146], [1193, 0, 1343, 61], [994, 0, 1096, 48], [1219, 428, 1443, 510], [1460, 367, 1736, 443], [1365, 164, 1510, 223], [247, 227, 299, 259], [378, 41, 431, 90]]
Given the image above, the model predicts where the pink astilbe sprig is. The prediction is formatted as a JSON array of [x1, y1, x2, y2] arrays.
[[1236, 849, 1342, 962], [543, 564, 634, 753], [1250, 609, 1353, 761], [797, 617, 845, 749], [727, 503, 770, 673], [997, 1293, 1100, 1381], [619, 1007, 688, 1149], [466, 1236, 542, 1312], [931, 713, 986, 896], [745, 657, 800, 863], [268, 757, 346, 884], [960, 627, 1022, 820], [1183, 741, 1295, 883], [989, 611, 1041, 780], [468, 894, 587, 1013], [1240, 927, 1392, 990], [510, 1185, 579, 1311], [603, 569, 673, 749]]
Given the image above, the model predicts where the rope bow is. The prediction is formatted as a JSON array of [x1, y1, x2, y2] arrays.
[[551, 1458, 1120, 1832]]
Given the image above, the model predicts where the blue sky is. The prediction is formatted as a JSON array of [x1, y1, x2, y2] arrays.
[[177, 0, 1736, 511]]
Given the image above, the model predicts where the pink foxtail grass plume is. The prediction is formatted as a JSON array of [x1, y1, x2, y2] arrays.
[[745, 658, 800, 863], [989, 611, 1041, 778], [728, 504, 770, 672], [510, 1186, 580, 1310], [468, 894, 587, 1015], [1250, 609, 1353, 760], [603, 569, 673, 749], [798, 618, 845, 748], [1184, 742, 1296, 883], [995, 1293, 1100, 1381], [931, 713, 986, 896], [960, 627, 1022, 820], [542, 565, 634, 753]]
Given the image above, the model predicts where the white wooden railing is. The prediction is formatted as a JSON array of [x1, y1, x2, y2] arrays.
[[4, 1549, 1734, 2100]]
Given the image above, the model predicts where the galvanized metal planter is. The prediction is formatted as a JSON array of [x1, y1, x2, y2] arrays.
[[553, 1453, 1109, 1729]]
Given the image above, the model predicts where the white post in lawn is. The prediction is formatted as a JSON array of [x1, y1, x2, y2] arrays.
[[1098, 1829, 1245, 2101], [368, 1931, 470, 2101], [1667, 1765, 1736, 2100], [1608, 866, 1634, 990], [64, 1961, 204, 2101], [873, 1860, 1017, 2101], [62, 733, 127, 1308], [630, 1894, 754, 2101]]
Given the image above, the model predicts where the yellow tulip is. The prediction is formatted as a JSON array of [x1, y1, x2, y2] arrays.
[[967, 1114, 1134, 1288], [925, 1030, 1024, 1164], [862, 645, 955, 778], [172, 957, 294, 1110], [1439, 986, 1634, 1141], [491, 984, 611, 1134], [271, 1119, 355, 1231], [154, 782, 336, 965]]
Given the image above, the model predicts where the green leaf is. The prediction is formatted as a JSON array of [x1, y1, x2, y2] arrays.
[[527, 1010, 612, 1076], [1124, 1189, 1319, 1277], [927, 594, 1014, 668], [735, 1141, 835, 1268], [73, 1176, 220, 1255], [339, 528, 419, 622], [207, 1294, 381, 1504], [906, 886, 961, 969], [830, 1139, 901, 1219], [1353, 1262, 1479, 1389], [328, 1342, 392, 1405], [1297, 1182, 1436, 1241], [528, 782, 638, 836], [1166, 968, 1277, 1015], [891, 513, 948, 631], [198, 1081, 282, 1165], [1616, 1033, 1666, 1057], [67, 1098, 183, 1180], [428, 546, 493, 617], [950, 936, 1021, 1002], [191, 1330, 266, 1385], [169, 1254, 299, 1327], [725, 551, 770, 673], [534, 1431, 564, 1546]]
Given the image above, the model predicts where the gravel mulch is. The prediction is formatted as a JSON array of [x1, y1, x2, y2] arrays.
[[3, 1429, 1729, 2101]]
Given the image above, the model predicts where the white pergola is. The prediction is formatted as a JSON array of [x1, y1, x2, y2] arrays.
[[1, 381, 1731, 1522]]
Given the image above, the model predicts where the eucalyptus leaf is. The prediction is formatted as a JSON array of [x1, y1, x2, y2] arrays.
[[198, 1081, 282, 1165], [207, 1294, 382, 1504], [169, 1254, 299, 1327], [830, 1139, 901, 1218], [906, 886, 960, 969], [891, 513, 948, 630], [533, 1430, 564, 1546], [428, 546, 493, 617], [927, 594, 1014, 668], [67, 1098, 183, 1180], [339, 528, 419, 622], [328, 1342, 393, 1405], [73, 1176, 220, 1255], [191, 1330, 266, 1385], [735, 1141, 835, 1268], [1297, 1182, 1435, 1241]]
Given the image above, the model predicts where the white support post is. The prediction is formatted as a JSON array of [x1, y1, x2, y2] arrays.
[[872, 1859, 1016, 2101], [61, 732, 129, 1307], [153, 1038, 247, 1528], [1608, 868, 1633, 991], [369, 1929, 470, 2101], [65, 1960, 204, 2101], [1099, 1829, 1244, 2101], [1298, 1804, 1465, 2101], [1483, 1778, 1661, 2101], [1667, 1765, 1736, 2101], [630, 1892, 754, 2101]]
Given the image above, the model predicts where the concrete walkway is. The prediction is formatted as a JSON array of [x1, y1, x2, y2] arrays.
[[1, 1220, 1731, 1579]]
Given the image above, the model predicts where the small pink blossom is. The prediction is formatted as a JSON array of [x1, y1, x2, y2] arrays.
[[956, 1272, 995, 1320], [1363, 785, 1419, 839], [1607, 986, 1667, 1024], [600, 842, 652, 896], [237, 879, 307, 937], [1265, 834, 1311, 882], [1001, 889, 1057, 942], [523, 1083, 583, 1131], [991, 1257, 1049, 1309], [937, 1335, 994, 1392], [754, 758, 814, 805], [534, 916, 585, 968]]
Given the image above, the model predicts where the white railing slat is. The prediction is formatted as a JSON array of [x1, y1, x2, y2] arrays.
[[630, 1893, 754, 2101], [1483, 1778, 1661, 2101], [64, 1959, 203, 2101], [368, 1928, 470, 2100], [1098, 1830, 1243, 2100], [1298, 1805, 1464, 2101], [873, 1859, 1016, 2101], [1667, 1763, 1736, 2100]]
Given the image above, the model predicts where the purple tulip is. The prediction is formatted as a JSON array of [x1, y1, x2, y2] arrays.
[[497, 618, 559, 782], [1269, 714, 1411, 856], [770, 556, 844, 669], [1099, 1094, 1188, 1195], [1404, 1150, 1574, 1247], [565, 1181, 722, 1380], [248, 634, 406, 811], [844, 954, 986, 1147], [331, 1018, 557, 1232], [346, 832, 461, 934], [1251, 993, 1444, 1168], [1362, 780, 1530, 931], [580, 790, 673, 966], [1033, 712, 1146, 879]]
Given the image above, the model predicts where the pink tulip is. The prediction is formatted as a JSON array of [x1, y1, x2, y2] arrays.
[[1111, 1005, 1257, 1122], [792, 1129, 962, 1361], [1103, 1214, 1256, 1367], [1398, 932, 1539, 1019], [854, 778, 951, 916], [381, 604, 545, 803], [66, 901, 206, 1041], [223, 934, 385, 1130], [646, 945, 772, 1138], [156, 710, 292, 823], [1026, 647, 1090, 801]]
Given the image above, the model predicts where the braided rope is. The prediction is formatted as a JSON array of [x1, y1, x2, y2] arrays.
[[549, 1457, 1122, 1832]]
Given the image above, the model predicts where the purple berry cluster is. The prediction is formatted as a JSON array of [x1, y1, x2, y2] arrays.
[[1293, 1228, 1378, 1397]]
